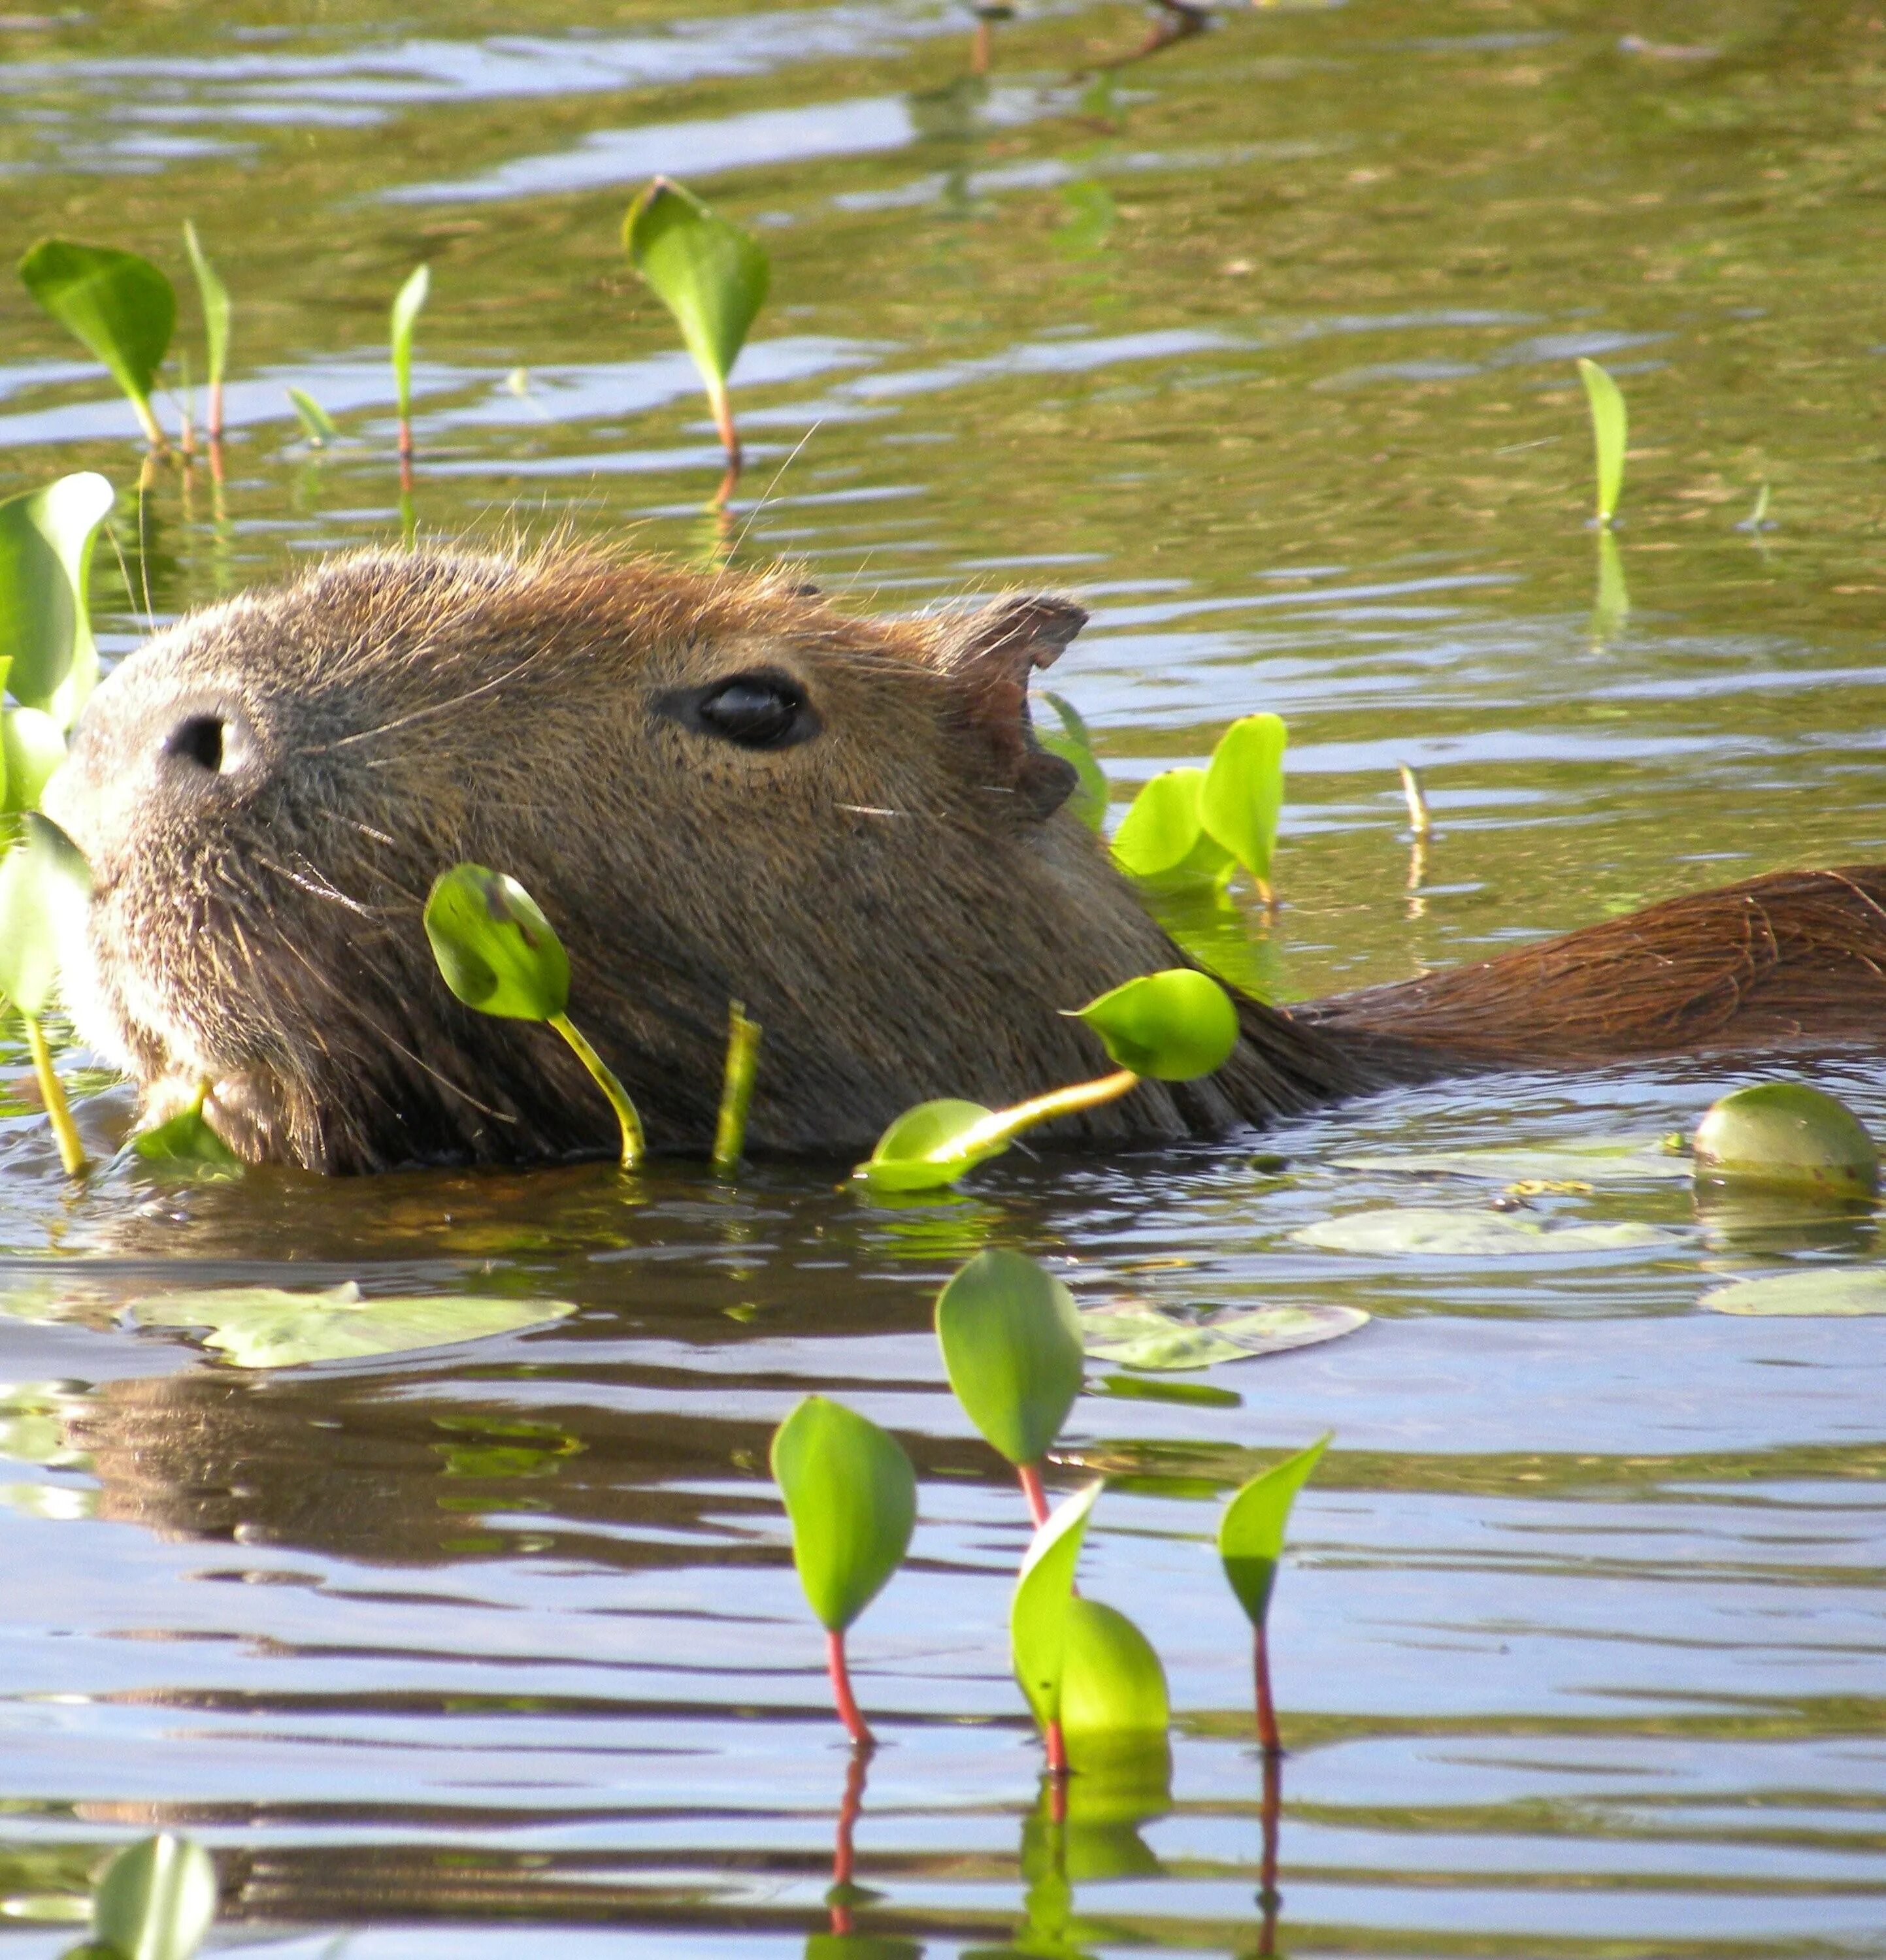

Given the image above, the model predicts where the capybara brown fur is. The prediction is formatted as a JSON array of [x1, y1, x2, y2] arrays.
[[42, 546, 1886, 1172]]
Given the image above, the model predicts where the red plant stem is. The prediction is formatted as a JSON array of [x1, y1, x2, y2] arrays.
[[711, 389, 742, 478], [1254, 1621, 1280, 1757], [1044, 1716, 1067, 1777], [1017, 1461, 1050, 1530], [826, 1629, 873, 1749], [970, 19, 991, 73], [1257, 1739, 1282, 1953], [207, 379, 223, 446], [208, 436, 225, 487], [398, 413, 414, 463], [399, 446, 415, 496]]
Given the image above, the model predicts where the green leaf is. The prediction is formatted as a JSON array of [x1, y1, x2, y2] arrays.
[[3, 707, 67, 814], [286, 387, 337, 447], [127, 1282, 575, 1369], [1199, 713, 1286, 888], [1078, 1301, 1368, 1371], [1074, 968, 1238, 1081], [1577, 357, 1627, 525], [423, 863, 570, 1021], [19, 240, 174, 439], [1701, 1269, 1886, 1316], [1692, 1083, 1879, 1198], [770, 1396, 916, 1633], [180, 223, 229, 387], [623, 178, 770, 402], [1010, 1479, 1102, 1731], [1110, 767, 1235, 888], [1086, 1372, 1242, 1409], [127, 1092, 242, 1174], [1038, 693, 1107, 832], [390, 263, 430, 422], [0, 472, 114, 716], [1293, 1206, 1670, 1257], [91, 1835, 217, 1960], [856, 1098, 1008, 1192], [1333, 1137, 1692, 1184], [0, 813, 91, 1018], [1217, 1433, 1330, 1629], [1058, 1597, 1167, 1748], [935, 1248, 1084, 1466]]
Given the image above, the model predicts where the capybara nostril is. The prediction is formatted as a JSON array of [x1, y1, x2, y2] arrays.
[[165, 713, 226, 774]]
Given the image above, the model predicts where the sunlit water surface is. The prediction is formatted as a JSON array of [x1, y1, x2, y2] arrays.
[[2, 1, 1885, 1953]]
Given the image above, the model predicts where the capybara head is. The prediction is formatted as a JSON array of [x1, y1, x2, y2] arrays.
[[46, 547, 1345, 1170]]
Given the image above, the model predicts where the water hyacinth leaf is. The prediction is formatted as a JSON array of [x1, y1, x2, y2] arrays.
[[424, 864, 570, 1021], [1293, 1206, 1670, 1258], [287, 388, 337, 447], [1079, 1300, 1368, 1371], [1010, 1479, 1102, 1730], [127, 1093, 241, 1173], [91, 1834, 218, 1960], [390, 263, 431, 423], [3, 708, 66, 815], [857, 1097, 1008, 1192], [0, 814, 90, 1017], [1217, 1433, 1330, 1629], [935, 1248, 1085, 1465], [1086, 1372, 1242, 1408], [0, 472, 114, 713], [1110, 767, 1234, 887], [180, 222, 229, 390], [19, 241, 174, 446], [1577, 357, 1627, 525], [1199, 713, 1286, 890], [1334, 1138, 1692, 1184], [770, 1395, 916, 1633], [1038, 693, 1107, 832], [1692, 1082, 1879, 1198], [1057, 1597, 1168, 1745], [623, 178, 770, 410], [129, 1282, 575, 1369], [1075, 968, 1238, 1081], [1701, 1269, 1886, 1316]]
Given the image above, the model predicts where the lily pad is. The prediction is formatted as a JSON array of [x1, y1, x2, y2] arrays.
[[1079, 1300, 1368, 1371], [1334, 1138, 1692, 1184], [1700, 1269, 1886, 1316], [1293, 1207, 1671, 1258], [127, 1282, 575, 1368]]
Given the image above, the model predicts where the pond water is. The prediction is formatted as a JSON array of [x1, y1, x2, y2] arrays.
[[3, 1, 1886, 1953]]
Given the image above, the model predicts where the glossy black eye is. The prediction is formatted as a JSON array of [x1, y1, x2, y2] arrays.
[[655, 671, 819, 751]]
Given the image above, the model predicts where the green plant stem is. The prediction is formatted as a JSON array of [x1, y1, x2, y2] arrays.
[[948, 1068, 1140, 1161], [132, 396, 166, 453], [1017, 1461, 1050, 1530], [24, 1015, 86, 1177], [548, 1011, 645, 1170], [712, 1000, 761, 1176], [826, 1628, 873, 1750], [1254, 1620, 1280, 1757]]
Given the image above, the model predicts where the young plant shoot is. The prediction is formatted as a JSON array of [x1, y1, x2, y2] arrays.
[[712, 998, 762, 1175], [1037, 691, 1108, 832], [181, 222, 230, 449], [770, 1395, 917, 1749], [856, 967, 1238, 1192], [1217, 1433, 1331, 1755], [390, 264, 430, 472], [19, 240, 176, 451], [125, 1081, 242, 1175], [287, 389, 337, 448], [423, 862, 646, 1169], [75, 1833, 218, 1960], [1112, 712, 1287, 903], [935, 1249, 1085, 1527], [1578, 357, 1627, 527], [0, 470, 114, 760], [0, 814, 93, 1177], [623, 177, 770, 500]]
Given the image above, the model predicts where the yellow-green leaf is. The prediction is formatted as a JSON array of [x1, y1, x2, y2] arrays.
[[1074, 968, 1238, 1081], [423, 863, 570, 1021], [1217, 1433, 1330, 1629], [770, 1395, 916, 1633], [935, 1248, 1084, 1466]]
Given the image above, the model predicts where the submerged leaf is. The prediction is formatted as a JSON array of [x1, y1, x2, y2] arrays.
[[1079, 1301, 1367, 1371], [1074, 968, 1238, 1081], [770, 1395, 916, 1633], [0, 471, 114, 716], [0, 813, 91, 1017], [128, 1283, 575, 1368], [935, 1248, 1084, 1465], [1199, 712, 1286, 888], [1294, 1207, 1670, 1257], [623, 178, 769, 398], [1110, 767, 1234, 888], [1700, 1269, 1886, 1316], [857, 1097, 1008, 1192], [1011, 1480, 1102, 1732], [423, 863, 570, 1021], [1217, 1433, 1329, 1629], [1334, 1138, 1693, 1184], [91, 1835, 217, 1960], [18, 240, 174, 434]]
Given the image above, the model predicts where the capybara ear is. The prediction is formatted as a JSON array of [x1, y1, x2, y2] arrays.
[[933, 596, 1087, 820]]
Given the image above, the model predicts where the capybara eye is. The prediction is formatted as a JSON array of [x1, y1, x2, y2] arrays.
[[657, 671, 819, 751], [165, 713, 226, 774]]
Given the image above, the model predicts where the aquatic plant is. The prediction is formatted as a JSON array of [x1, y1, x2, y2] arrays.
[[286, 388, 337, 448], [19, 240, 175, 451], [1397, 762, 1431, 839], [623, 177, 770, 497], [935, 1249, 1085, 1527], [857, 966, 1238, 1191], [0, 814, 91, 1177], [1112, 712, 1287, 904], [1217, 1433, 1329, 1754], [180, 222, 230, 448], [771, 1395, 917, 1748], [1576, 357, 1627, 527], [1691, 1082, 1878, 1198], [391, 263, 430, 470], [0, 470, 114, 777], [61, 1833, 217, 1960], [712, 1000, 762, 1175], [1037, 691, 1108, 831], [423, 862, 646, 1169], [126, 1084, 242, 1174]]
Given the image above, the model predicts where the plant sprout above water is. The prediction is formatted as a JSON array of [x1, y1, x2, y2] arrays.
[[18, 239, 176, 451], [0, 813, 93, 1177]]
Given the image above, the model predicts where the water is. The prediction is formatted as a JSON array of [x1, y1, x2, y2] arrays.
[[3, 1, 1886, 1952]]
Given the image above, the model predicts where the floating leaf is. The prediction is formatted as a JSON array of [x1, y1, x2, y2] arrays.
[[18, 240, 174, 446], [0, 471, 114, 717], [1199, 712, 1286, 891], [1293, 1206, 1670, 1257], [1074, 968, 1238, 1081], [1217, 1433, 1329, 1629], [424, 863, 569, 1021], [1079, 1301, 1368, 1371], [1110, 768, 1234, 888], [1038, 692, 1107, 831], [0, 813, 90, 1018], [1700, 1269, 1886, 1316], [128, 1282, 574, 1369], [1334, 1137, 1692, 1184], [180, 222, 229, 395], [3, 707, 67, 815], [390, 263, 430, 427], [856, 1097, 1008, 1192], [286, 388, 337, 447], [90, 1835, 217, 1960], [1011, 1480, 1102, 1733], [935, 1248, 1084, 1466], [1058, 1597, 1168, 1746], [1692, 1083, 1879, 1199], [1577, 357, 1627, 525], [1086, 1372, 1242, 1408], [770, 1395, 916, 1633]]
